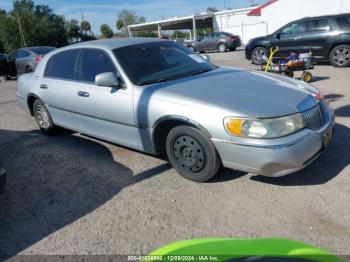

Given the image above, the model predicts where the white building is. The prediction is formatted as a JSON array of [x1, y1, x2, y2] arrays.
[[128, 0, 350, 44]]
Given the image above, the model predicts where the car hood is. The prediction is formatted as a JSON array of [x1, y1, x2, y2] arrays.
[[148, 67, 318, 118]]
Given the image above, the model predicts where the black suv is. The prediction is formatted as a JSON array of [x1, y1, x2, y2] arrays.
[[245, 13, 350, 67]]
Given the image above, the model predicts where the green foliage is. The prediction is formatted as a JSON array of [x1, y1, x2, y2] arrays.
[[170, 30, 190, 39], [100, 24, 113, 38], [136, 31, 158, 37], [81, 20, 91, 34], [0, 0, 68, 52], [116, 9, 146, 35]]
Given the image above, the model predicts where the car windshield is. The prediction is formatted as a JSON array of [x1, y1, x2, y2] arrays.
[[113, 41, 216, 85], [28, 47, 55, 55]]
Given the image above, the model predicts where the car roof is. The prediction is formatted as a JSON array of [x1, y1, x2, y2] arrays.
[[297, 12, 350, 22], [66, 37, 166, 50]]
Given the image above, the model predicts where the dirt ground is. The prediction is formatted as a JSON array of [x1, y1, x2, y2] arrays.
[[0, 48, 349, 259]]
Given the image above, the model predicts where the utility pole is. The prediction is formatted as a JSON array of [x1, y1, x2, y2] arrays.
[[16, 12, 26, 48]]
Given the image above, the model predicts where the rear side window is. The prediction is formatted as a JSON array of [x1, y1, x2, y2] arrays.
[[335, 16, 350, 31], [304, 19, 330, 32], [44, 49, 79, 80], [79, 49, 116, 83]]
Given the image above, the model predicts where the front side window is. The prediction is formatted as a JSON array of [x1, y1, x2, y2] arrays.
[[113, 41, 215, 85], [79, 49, 116, 83], [44, 49, 79, 80], [335, 16, 350, 31], [280, 22, 307, 36]]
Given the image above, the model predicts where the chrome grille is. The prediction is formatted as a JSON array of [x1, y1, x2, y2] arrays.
[[302, 105, 324, 131]]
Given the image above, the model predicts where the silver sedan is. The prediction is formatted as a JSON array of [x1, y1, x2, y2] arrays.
[[16, 38, 335, 182]]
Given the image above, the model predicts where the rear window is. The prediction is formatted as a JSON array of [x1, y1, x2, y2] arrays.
[[44, 49, 79, 80], [29, 47, 55, 55], [335, 16, 350, 31]]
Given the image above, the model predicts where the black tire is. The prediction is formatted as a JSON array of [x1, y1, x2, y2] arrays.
[[329, 44, 350, 67], [166, 125, 221, 182], [26, 65, 33, 73], [218, 43, 226, 53], [33, 99, 58, 135], [251, 46, 267, 65]]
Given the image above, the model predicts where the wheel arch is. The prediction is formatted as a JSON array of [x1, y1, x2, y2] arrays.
[[152, 115, 212, 153], [27, 93, 40, 116], [328, 42, 350, 56]]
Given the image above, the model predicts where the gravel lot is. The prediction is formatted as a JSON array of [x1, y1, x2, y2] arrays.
[[0, 48, 349, 258]]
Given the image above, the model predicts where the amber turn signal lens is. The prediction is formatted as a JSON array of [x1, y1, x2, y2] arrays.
[[225, 118, 243, 136]]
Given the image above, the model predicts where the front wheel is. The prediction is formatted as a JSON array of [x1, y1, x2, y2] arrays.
[[33, 99, 59, 135], [166, 126, 221, 182], [251, 46, 267, 65], [329, 44, 350, 67]]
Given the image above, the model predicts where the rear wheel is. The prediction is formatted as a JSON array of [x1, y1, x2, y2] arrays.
[[251, 46, 267, 65], [329, 44, 350, 67], [26, 65, 33, 73], [166, 126, 221, 182], [218, 43, 226, 53], [33, 99, 59, 135]]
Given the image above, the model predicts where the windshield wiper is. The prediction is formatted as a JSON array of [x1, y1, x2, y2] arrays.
[[191, 68, 213, 76], [137, 78, 169, 85]]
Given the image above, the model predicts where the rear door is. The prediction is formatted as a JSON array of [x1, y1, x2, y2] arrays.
[[39, 48, 83, 130], [299, 18, 332, 59]]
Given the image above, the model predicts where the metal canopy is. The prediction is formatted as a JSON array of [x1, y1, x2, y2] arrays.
[[128, 14, 214, 36]]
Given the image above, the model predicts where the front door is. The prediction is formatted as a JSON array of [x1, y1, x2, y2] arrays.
[[71, 48, 137, 149]]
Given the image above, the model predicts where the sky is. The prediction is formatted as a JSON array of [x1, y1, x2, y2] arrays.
[[0, 0, 267, 34]]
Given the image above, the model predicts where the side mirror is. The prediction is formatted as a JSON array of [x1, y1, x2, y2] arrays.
[[199, 54, 210, 62], [95, 72, 119, 87], [275, 33, 281, 39]]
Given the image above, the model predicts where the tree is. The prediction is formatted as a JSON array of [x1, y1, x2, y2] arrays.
[[0, 0, 68, 52], [116, 9, 145, 35], [66, 19, 80, 43], [206, 6, 218, 12], [80, 20, 91, 35], [100, 24, 113, 38]]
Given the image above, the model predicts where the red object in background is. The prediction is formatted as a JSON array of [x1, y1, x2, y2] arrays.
[[247, 0, 278, 16], [35, 55, 43, 62]]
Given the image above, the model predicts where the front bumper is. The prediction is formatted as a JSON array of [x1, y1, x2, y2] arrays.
[[212, 105, 335, 177]]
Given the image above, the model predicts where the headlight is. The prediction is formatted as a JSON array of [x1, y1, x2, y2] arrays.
[[224, 114, 305, 138]]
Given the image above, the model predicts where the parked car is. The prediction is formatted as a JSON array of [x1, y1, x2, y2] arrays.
[[0, 163, 6, 193], [16, 38, 334, 182], [0, 53, 7, 78], [6, 46, 56, 78], [245, 13, 350, 67], [187, 32, 241, 53]]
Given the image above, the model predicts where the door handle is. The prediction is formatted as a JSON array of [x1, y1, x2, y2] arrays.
[[40, 84, 48, 89], [77, 91, 90, 97]]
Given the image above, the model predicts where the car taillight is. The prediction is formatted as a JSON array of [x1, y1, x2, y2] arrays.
[[229, 36, 238, 41], [35, 55, 43, 62]]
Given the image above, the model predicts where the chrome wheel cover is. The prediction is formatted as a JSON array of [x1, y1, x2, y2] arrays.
[[36, 105, 50, 129]]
